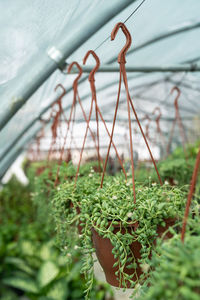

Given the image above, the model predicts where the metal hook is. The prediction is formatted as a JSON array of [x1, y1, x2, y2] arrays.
[[152, 107, 162, 123], [144, 114, 151, 140], [83, 50, 100, 82], [68, 61, 83, 86], [111, 22, 132, 64], [171, 86, 181, 110], [54, 83, 66, 97]]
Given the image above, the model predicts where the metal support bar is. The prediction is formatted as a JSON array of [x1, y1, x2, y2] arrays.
[[0, 0, 134, 130], [79, 63, 200, 73], [59, 116, 196, 123]]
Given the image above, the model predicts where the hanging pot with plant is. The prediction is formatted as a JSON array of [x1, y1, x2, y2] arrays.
[[84, 175, 188, 289], [52, 22, 200, 299], [138, 147, 200, 300], [53, 172, 191, 292], [86, 21, 166, 289]]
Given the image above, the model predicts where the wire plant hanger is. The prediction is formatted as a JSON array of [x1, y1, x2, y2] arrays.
[[100, 22, 163, 203], [74, 50, 127, 184], [181, 146, 200, 242], [55, 60, 105, 184], [47, 85, 67, 163], [166, 86, 188, 156], [143, 107, 166, 152], [46, 84, 80, 183]]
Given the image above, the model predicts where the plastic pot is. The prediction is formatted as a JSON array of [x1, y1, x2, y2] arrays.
[[92, 218, 175, 287]]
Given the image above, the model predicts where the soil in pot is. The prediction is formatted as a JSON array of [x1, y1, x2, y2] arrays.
[[92, 218, 175, 288]]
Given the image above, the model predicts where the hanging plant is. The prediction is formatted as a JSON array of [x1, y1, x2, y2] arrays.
[[52, 172, 196, 296], [157, 141, 200, 186], [138, 147, 200, 300], [52, 172, 106, 250], [51, 14, 200, 298], [158, 157, 195, 186]]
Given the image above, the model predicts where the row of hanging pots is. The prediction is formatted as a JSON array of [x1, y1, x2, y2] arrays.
[[51, 17, 200, 299]]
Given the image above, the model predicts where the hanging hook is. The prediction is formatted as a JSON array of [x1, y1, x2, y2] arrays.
[[152, 107, 162, 123], [171, 86, 181, 111], [111, 22, 132, 64], [152, 106, 166, 146], [144, 114, 151, 140], [54, 83, 66, 97], [83, 50, 100, 82], [68, 61, 83, 86]]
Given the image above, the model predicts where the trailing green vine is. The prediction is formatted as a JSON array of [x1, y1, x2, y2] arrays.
[[52, 172, 198, 299]]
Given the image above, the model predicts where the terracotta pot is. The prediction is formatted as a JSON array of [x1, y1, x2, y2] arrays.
[[36, 166, 46, 176], [92, 218, 174, 287], [168, 177, 176, 186]]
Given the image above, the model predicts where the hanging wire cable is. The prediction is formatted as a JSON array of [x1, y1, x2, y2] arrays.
[[94, 0, 147, 52], [123, 0, 147, 23]]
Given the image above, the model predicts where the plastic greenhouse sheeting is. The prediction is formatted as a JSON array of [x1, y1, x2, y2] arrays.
[[0, 0, 200, 179]]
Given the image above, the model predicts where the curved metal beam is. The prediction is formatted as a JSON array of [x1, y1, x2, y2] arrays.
[[0, 0, 134, 130]]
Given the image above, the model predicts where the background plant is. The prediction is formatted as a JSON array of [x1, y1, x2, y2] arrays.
[[0, 175, 113, 300], [138, 232, 200, 300]]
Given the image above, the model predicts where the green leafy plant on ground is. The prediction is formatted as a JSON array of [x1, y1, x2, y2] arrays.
[[0, 176, 113, 300], [1, 237, 113, 300]]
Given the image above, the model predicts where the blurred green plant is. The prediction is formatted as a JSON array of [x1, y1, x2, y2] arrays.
[[134, 141, 200, 187], [157, 141, 200, 186], [138, 231, 200, 300], [0, 176, 113, 300]]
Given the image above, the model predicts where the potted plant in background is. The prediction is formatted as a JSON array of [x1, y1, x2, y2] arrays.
[[137, 146, 200, 300], [157, 141, 200, 186], [138, 232, 200, 300]]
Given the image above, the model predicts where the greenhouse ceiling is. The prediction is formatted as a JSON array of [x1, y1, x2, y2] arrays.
[[0, 0, 200, 179]]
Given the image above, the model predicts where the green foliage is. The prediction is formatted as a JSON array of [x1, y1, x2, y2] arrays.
[[158, 157, 195, 186], [171, 140, 200, 160], [134, 141, 200, 187], [53, 172, 198, 297], [157, 141, 200, 186], [0, 175, 113, 300], [26, 160, 102, 229], [139, 233, 200, 300]]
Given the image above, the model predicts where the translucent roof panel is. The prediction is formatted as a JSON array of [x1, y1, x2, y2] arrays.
[[0, 0, 200, 175]]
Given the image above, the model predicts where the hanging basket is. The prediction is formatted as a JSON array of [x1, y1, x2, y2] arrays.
[[89, 21, 176, 288]]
